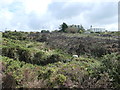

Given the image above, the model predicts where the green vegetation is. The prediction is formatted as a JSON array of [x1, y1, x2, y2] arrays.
[[59, 22, 85, 33], [59, 22, 68, 32], [1, 31, 120, 88]]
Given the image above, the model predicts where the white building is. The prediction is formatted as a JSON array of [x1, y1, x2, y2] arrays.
[[90, 25, 106, 32]]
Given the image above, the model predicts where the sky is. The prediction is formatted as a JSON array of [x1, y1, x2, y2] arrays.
[[0, 0, 119, 32]]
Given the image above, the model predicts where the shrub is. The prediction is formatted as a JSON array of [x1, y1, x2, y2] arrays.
[[37, 34, 48, 42], [33, 51, 45, 64], [2, 73, 17, 88], [54, 74, 67, 85], [3, 31, 27, 40], [41, 30, 50, 33], [101, 53, 120, 88], [48, 74, 67, 88], [44, 54, 64, 65], [17, 48, 33, 63], [78, 73, 112, 88], [90, 44, 107, 57], [2, 47, 19, 60]]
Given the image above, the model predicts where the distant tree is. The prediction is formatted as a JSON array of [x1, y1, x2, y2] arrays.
[[41, 30, 50, 33], [79, 30, 84, 34], [105, 30, 108, 32], [78, 25, 85, 33], [66, 27, 78, 33], [52, 30, 58, 33], [36, 31, 40, 34], [59, 22, 68, 32], [80, 25, 85, 30]]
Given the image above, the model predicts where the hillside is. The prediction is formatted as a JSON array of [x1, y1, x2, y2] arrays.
[[1, 31, 120, 88]]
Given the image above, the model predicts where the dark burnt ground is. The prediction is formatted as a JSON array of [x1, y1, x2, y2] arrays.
[[28, 33, 119, 57]]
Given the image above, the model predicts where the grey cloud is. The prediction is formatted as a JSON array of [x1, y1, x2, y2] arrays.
[[84, 2, 117, 25], [48, 2, 93, 20], [27, 12, 55, 30]]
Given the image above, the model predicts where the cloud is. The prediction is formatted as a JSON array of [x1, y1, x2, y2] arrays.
[[48, 2, 93, 19], [82, 2, 118, 30], [47, 1, 118, 30], [21, 0, 52, 15], [0, 0, 118, 31], [84, 2, 118, 24], [0, 0, 53, 31]]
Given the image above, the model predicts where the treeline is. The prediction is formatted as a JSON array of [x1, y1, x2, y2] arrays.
[[58, 22, 85, 33]]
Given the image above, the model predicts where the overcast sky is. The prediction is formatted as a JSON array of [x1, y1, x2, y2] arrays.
[[0, 0, 119, 31]]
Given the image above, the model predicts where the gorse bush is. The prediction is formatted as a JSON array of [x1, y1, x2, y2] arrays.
[[90, 44, 108, 57], [2, 37, 69, 66], [101, 53, 120, 88], [38, 53, 65, 65], [17, 48, 34, 63], [2, 46, 34, 63], [3, 31, 28, 40], [46, 54, 64, 64], [33, 51, 45, 64]]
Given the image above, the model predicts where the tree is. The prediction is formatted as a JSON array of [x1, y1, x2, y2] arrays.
[[80, 25, 85, 31], [41, 30, 50, 33], [59, 22, 68, 32], [78, 25, 85, 33], [66, 27, 78, 33]]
